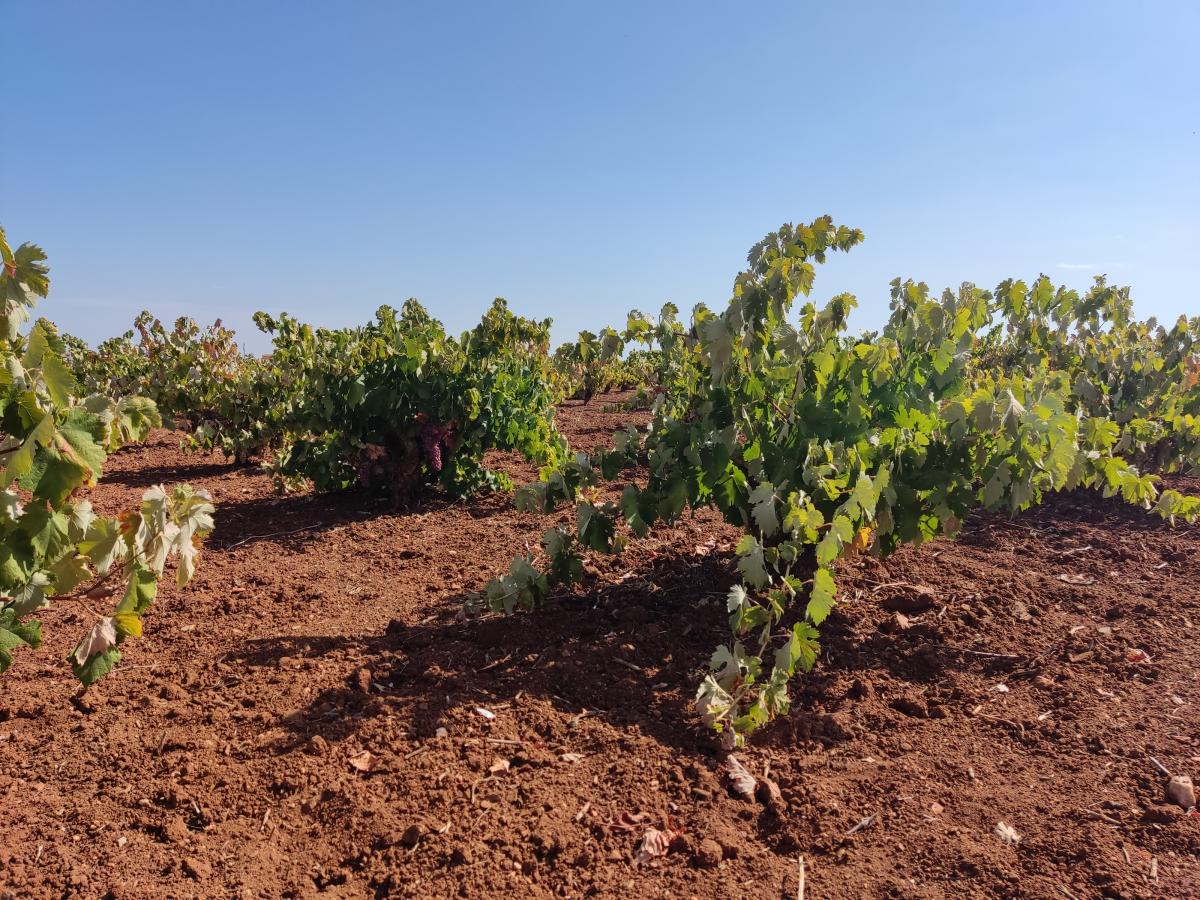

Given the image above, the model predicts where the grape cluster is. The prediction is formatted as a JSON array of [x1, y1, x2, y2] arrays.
[[355, 443, 387, 487], [419, 423, 446, 472]]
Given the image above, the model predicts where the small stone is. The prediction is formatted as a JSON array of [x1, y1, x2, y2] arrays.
[[159, 683, 188, 701], [668, 834, 693, 856], [164, 816, 190, 844], [306, 735, 329, 756], [398, 824, 424, 848], [755, 777, 784, 810], [1034, 675, 1054, 689], [847, 678, 872, 700], [892, 697, 928, 718], [182, 857, 211, 880], [1166, 775, 1195, 810], [880, 586, 937, 613], [693, 838, 722, 869]]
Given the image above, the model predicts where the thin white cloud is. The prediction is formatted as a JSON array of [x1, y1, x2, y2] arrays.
[[1055, 262, 1096, 270]]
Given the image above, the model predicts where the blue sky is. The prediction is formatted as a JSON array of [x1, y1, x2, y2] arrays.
[[3, 1, 1197, 352]]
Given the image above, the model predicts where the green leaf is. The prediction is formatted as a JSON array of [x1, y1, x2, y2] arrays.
[[116, 565, 158, 615], [619, 485, 656, 538], [70, 647, 122, 686], [806, 567, 837, 623], [982, 463, 1012, 508], [78, 517, 126, 575], [19, 504, 71, 559], [0, 607, 43, 674], [932, 338, 956, 375], [3, 411, 55, 487], [748, 481, 779, 537], [734, 534, 769, 588], [29, 447, 90, 505], [774, 620, 820, 676], [816, 516, 852, 566], [58, 407, 108, 477], [40, 350, 79, 407]]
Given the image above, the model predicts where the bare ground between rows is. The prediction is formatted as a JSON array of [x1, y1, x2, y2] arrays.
[[1, 391, 1198, 900]]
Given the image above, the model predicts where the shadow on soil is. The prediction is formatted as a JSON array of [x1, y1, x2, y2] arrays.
[[205, 487, 517, 551], [220, 482, 1197, 758], [222, 555, 1017, 759], [104, 458, 240, 489], [225, 548, 740, 756]]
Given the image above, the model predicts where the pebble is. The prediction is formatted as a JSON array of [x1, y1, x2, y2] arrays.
[[693, 838, 722, 869], [1166, 775, 1195, 810], [182, 857, 211, 880], [164, 816, 190, 844]]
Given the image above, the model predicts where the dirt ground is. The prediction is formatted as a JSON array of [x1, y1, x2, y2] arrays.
[[1, 392, 1197, 899]]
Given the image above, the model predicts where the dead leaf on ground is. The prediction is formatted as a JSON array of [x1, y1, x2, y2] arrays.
[[723, 755, 757, 801], [845, 813, 877, 836], [348, 750, 380, 773], [635, 828, 678, 866], [995, 821, 1021, 845], [1057, 573, 1095, 585], [608, 811, 649, 833], [488, 758, 510, 776]]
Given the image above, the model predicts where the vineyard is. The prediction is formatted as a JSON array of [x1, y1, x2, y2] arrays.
[[2, 221, 1198, 897]]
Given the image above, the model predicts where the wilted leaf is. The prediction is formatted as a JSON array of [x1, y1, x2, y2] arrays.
[[72, 616, 119, 667], [608, 811, 649, 833], [348, 750, 380, 773], [995, 821, 1021, 845], [635, 828, 678, 866], [1057, 573, 1095, 585], [723, 755, 757, 800]]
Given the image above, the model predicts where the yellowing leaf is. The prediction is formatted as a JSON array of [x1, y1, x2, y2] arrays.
[[113, 612, 142, 638]]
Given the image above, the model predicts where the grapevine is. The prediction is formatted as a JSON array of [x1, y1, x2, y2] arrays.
[[0, 227, 215, 685], [478, 216, 1200, 746]]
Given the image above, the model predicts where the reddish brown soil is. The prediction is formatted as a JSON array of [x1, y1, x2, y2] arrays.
[[2, 392, 1198, 899]]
